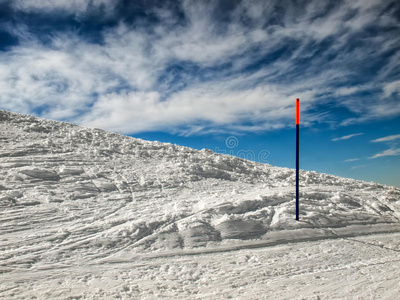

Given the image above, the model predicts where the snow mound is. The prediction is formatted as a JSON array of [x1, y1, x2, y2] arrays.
[[1, 109, 400, 268]]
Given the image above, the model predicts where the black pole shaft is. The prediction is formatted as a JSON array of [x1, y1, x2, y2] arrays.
[[296, 123, 299, 221]]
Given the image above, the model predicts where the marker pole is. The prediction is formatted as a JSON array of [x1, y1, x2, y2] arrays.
[[296, 98, 300, 221]]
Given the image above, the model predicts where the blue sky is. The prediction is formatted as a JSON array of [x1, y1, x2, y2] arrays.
[[0, 0, 399, 187]]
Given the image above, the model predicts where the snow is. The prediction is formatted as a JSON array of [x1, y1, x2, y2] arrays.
[[1, 109, 400, 299]]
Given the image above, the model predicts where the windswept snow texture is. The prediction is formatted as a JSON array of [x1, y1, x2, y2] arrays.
[[1, 109, 400, 299]]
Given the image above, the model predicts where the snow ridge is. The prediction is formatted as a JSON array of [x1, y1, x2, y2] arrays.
[[1, 109, 400, 299], [1, 109, 399, 260]]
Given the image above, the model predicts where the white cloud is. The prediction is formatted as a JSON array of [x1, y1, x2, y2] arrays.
[[383, 80, 400, 98], [345, 158, 360, 162], [333, 85, 373, 97], [80, 83, 296, 134], [332, 133, 364, 142], [369, 148, 400, 159], [371, 134, 400, 143], [369, 133, 400, 160], [0, 0, 399, 135], [0, 39, 114, 120], [351, 165, 367, 170], [80, 91, 162, 133], [340, 100, 400, 126], [11, 0, 116, 17]]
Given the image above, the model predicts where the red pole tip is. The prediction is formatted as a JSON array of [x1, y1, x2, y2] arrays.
[[296, 98, 300, 125]]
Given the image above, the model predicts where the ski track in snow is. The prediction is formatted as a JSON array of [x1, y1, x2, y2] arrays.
[[1, 110, 400, 299]]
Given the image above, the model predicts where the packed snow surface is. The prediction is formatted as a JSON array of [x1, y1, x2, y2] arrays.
[[1, 110, 400, 299]]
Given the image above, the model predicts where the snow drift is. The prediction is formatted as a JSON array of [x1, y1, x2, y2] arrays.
[[1, 110, 400, 299], [1, 109, 399, 265]]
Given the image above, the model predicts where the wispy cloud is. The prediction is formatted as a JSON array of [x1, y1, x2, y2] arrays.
[[371, 134, 400, 143], [344, 158, 361, 162], [10, 0, 117, 17], [383, 80, 400, 98], [369, 133, 400, 160], [369, 148, 400, 159], [332, 133, 364, 142], [0, 0, 399, 135]]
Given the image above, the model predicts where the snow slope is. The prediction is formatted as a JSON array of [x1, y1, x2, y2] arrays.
[[1, 109, 400, 299]]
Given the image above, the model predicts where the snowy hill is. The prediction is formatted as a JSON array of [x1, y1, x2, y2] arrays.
[[1, 109, 400, 299]]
